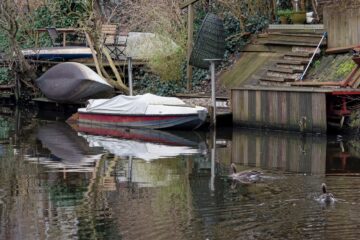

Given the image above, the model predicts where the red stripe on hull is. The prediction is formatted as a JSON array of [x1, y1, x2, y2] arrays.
[[78, 125, 181, 146], [79, 113, 180, 122]]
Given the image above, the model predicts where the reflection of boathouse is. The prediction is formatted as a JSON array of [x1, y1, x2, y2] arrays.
[[231, 129, 326, 174]]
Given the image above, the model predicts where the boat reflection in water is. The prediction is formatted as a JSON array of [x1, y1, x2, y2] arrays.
[[76, 123, 208, 188], [26, 122, 104, 172], [78, 126, 207, 161]]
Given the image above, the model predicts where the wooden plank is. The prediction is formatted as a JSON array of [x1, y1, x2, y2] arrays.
[[289, 92, 300, 131], [279, 92, 287, 127], [324, 6, 360, 48], [241, 44, 274, 52], [261, 91, 267, 127], [325, 45, 358, 54], [311, 93, 327, 133], [248, 91, 256, 122], [233, 86, 335, 93], [255, 90, 261, 123], [243, 90, 249, 121], [290, 81, 341, 86], [259, 76, 285, 82], [264, 40, 324, 47], [269, 32, 324, 38], [180, 0, 199, 9], [276, 59, 308, 65], [267, 67, 302, 74]]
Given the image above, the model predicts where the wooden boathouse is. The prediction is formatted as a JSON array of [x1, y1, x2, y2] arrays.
[[231, 86, 360, 133], [227, 1, 360, 133]]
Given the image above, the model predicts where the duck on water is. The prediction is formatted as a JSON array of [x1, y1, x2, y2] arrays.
[[317, 183, 336, 204], [229, 163, 262, 184]]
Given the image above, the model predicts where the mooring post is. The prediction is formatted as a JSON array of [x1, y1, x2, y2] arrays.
[[127, 56, 133, 96], [204, 59, 221, 128], [210, 129, 216, 191]]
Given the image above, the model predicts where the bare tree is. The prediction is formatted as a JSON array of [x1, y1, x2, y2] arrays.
[[0, 0, 37, 99]]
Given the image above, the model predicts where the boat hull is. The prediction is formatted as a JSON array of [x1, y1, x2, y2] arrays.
[[22, 47, 92, 60], [77, 112, 206, 130], [36, 62, 114, 103]]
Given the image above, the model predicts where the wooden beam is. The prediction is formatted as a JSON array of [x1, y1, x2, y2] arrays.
[[180, 0, 199, 9], [186, 4, 194, 90], [325, 45, 358, 54]]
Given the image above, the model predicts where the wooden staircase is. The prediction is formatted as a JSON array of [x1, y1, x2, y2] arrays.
[[257, 31, 325, 85]]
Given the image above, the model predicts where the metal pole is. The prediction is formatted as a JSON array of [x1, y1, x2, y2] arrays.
[[210, 61, 216, 128], [210, 129, 216, 191], [127, 57, 133, 96], [300, 32, 327, 81], [204, 59, 221, 128]]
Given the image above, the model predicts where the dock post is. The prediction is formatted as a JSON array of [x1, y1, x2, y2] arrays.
[[127, 57, 133, 96], [204, 59, 221, 128], [210, 129, 216, 191]]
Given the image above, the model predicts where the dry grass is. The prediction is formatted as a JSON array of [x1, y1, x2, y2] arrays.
[[113, 0, 187, 80]]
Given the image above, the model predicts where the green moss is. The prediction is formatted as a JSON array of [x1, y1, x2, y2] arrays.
[[313, 60, 321, 69], [335, 60, 356, 78]]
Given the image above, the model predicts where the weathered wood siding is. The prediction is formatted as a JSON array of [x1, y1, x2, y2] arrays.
[[324, 5, 360, 48], [231, 129, 326, 174], [231, 89, 327, 133]]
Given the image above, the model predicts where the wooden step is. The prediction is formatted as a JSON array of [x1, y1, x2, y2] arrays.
[[267, 34, 324, 45], [268, 32, 324, 38], [284, 55, 311, 61], [267, 71, 302, 80], [259, 81, 292, 86], [276, 64, 304, 71], [284, 52, 313, 57], [267, 67, 303, 74], [276, 59, 308, 65], [264, 40, 325, 47], [259, 76, 285, 82], [292, 46, 320, 54]]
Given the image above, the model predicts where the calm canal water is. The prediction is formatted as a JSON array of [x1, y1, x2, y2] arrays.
[[1, 108, 360, 239]]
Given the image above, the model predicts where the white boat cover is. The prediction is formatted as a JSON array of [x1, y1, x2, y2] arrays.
[[81, 133, 204, 161], [83, 93, 190, 114]]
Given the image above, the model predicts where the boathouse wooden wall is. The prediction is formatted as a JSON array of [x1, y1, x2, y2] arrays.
[[231, 88, 327, 133], [323, 4, 360, 48], [231, 129, 326, 174]]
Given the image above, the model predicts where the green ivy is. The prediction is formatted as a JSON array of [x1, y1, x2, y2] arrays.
[[0, 68, 10, 85]]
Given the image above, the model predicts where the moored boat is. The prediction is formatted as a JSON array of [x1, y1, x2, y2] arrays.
[[77, 93, 208, 130], [36, 62, 114, 103], [22, 46, 92, 60]]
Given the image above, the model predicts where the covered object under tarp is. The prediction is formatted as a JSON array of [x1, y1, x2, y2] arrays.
[[82, 93, 189, 114]]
